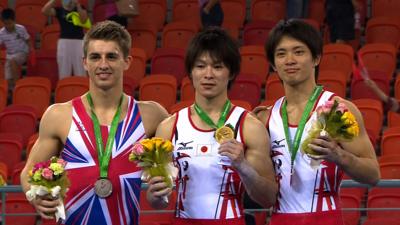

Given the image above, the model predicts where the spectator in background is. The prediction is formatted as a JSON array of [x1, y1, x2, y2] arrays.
[[326, 0, 359, 43], [199, 0, 224, 28], [99, 0, 128, 27], [42, 0, 87, 79], [0, 8, 31, 86], [286, 0, 309, 19], [364, 78, 400, 113]]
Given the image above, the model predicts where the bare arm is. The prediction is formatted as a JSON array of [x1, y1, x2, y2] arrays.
[[364, 78, 388, 103], [219, 114, 278, 208], [203, 0, 219, 13], [74, 0, 88, 23], [146, 115, 176, 209], [20, 103, 71, 219], [42, 0, 57, 16], [137, 101, 169, 138], [308, 97, 380, 185]]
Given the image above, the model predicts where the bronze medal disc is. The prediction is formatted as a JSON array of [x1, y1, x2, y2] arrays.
[[94, 178, 113, 198], [215, 126, 235, 143]]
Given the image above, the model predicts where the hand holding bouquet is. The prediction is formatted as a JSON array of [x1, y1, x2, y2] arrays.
[[25, 156, 70, 221], [129, 137, 177, 189], [302, 100, 359, 156]]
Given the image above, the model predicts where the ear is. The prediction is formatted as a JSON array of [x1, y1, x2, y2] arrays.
[[271, 65, 277, 71], [313, 55, 322, 67], [124, 55, 132, 71], [82, 56, 88, 71]]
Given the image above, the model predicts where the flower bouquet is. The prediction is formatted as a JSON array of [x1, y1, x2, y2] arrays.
[[129, 137, 177, 201], [301, 100, 359, 157], [25, 156, 70, 222]]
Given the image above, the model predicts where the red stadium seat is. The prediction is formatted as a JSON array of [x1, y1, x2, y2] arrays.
[[228, 74, 262, 108], [180, 76, 195, 101], [240, 45, 269, 84], [0, 104, 37, 147], [352, 98, 383, 139], [380, 127, 400, 156], [151, 48, 186, 85], [162, 21, 199, 50], [26, 49, 59, 89], [55, 76, 89, 103], [250, 0, 285, 22], [0, 79, 7, 112], [319, 43, 354, 82], [139, 74, 178, 109], [265, 72, 284, 101], [125, 47, 147, 86], [221, 0, 246, 28], [0, 133, 24, 178], [367, 188, 400, 219], [242, 20, 276, 46], [13, 77, 52, 118]]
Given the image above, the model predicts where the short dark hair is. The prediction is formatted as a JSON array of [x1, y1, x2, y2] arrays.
[[83, 20, 131, 58], [185, 27, 241, 89], [1, 8, 15, 21], [265, 19, 323, 79]]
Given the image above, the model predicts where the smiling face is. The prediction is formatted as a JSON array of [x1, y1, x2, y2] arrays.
[[191, 51, 231, 100], [273, 36, 320, 87], [83, 40, 131, 90]]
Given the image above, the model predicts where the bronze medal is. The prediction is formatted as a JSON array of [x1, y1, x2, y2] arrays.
[[94, 178, 113, 198], [215, 125, 235, 143]]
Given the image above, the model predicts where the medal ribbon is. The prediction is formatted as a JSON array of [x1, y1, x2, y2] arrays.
[[86, 93, 123, 178], [194, 100, 231, 129], [281, 86, 323, 175]]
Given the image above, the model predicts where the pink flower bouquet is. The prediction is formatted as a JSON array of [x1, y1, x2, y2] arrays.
[[129, 137, 177, 188], [302, 99, 359, 156], [25, 156, 70, 221]]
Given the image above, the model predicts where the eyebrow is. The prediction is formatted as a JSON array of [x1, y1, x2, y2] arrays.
[[275, 45, 306, 52]]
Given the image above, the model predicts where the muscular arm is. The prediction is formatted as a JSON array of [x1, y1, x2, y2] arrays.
[[137, 101, 169, 138], [336, 98, 380, 184], [20, 103, 71, 219], [230, 114, 277, 208], [146, 115, 176, 209], [309, 97, 380, 185]]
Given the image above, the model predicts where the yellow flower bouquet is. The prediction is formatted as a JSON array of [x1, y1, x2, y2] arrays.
[[25, 156, 70, 221], [129, 137, 177, 189], [302, 99, 359, 156]]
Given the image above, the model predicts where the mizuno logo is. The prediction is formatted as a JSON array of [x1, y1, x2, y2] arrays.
[[177, 141, 194, 151], [272, 139, 285, 145], [179, 141, 193, 148], [271, 138, 285, 149]]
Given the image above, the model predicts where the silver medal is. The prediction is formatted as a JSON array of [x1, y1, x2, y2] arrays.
[[94, 178, 113, 198]]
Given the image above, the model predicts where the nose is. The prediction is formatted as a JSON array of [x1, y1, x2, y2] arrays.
[[284, 52, 296, 65], [98, 57, 110, 70], [204, 65, 214, 79]]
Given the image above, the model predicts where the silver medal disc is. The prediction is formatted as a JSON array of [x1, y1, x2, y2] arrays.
[[94, 178, 113, 198]]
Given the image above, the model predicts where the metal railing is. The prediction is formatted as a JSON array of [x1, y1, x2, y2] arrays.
[[1, 180, 400, 224]]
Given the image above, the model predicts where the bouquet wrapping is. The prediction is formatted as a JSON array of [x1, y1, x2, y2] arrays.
[[129, 137, 178, 201], [25, 156, 70, 222], [301, 100, 359, 165]]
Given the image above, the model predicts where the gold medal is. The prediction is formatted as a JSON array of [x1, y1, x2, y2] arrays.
[[94, 178, 113, 198], [215, 125, 235, 143]]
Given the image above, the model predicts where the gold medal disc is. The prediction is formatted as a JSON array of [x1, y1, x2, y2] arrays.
[[215, 126, 235, 143]]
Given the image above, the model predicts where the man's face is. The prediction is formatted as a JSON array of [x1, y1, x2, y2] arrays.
[[191, 52, 231, 99], [273, 36, 320, 86], [2, 19, 15, 32], [83, 40, 131, 90]]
